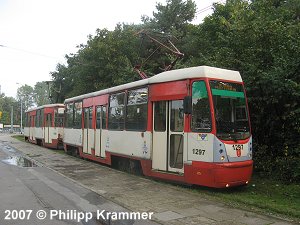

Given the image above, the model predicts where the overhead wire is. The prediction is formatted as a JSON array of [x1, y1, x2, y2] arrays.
[[0, 44, 58, 59], [194, 0, 226, 16]]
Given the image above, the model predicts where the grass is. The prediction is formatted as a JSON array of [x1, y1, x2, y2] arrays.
[[191, 174, 300, 222], [11, 134, 26, 142], [53, 149, 66, 155]]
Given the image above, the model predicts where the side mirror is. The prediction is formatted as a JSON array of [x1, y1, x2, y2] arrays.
[[183, 96, 192, 114]]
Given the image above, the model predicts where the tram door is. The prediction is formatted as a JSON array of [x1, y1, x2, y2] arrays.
[[95, 106, 106, 157], [152, 100, 184, 173], [83, 107, 94, 154], [29, 115, 34, 141], [44, 113, 52, 144]]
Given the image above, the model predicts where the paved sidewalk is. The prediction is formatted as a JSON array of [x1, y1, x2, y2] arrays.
[[2, 134, 296, 225]]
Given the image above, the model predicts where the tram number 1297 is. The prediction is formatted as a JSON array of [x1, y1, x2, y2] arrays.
[[192, 149, 205, 155]]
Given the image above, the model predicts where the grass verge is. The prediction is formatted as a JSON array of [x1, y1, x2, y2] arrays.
[[192, 174, 300, 222], [11, 134, 25, 142]]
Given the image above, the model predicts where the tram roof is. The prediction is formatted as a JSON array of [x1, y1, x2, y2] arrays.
[[25, 104, 65, 113], [65, 66, 242, 103]]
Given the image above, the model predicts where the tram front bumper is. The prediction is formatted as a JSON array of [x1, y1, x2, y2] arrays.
[[185, 160, 253, 188]]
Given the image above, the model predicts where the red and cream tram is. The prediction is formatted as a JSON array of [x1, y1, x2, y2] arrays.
[[63, 66, 253, 188], [24, 104, 65, 149]]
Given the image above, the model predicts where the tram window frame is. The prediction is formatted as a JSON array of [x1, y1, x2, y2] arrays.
[[102, 106, 107, 129], [35, 110, 39, 127], [96, 106, 107, 129], [55, 109, 64, 128], [89, 107, 93, 129], [65, 103, 73, 128], [126, 87, 148, 131], [74, 101, 82, 129], [41, 109, 44, 127], [108, 92, 125, 130], [65, 101, 82, 129], [96, 106, 101, 129], [154, 101, 167, 132], [191, 80, 212, 133]]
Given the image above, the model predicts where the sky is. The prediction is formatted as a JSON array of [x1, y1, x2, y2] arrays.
[[0, 0, 217, 98]]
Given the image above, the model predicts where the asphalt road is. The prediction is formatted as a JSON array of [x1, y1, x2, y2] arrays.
[[0, 136, 153, 225]]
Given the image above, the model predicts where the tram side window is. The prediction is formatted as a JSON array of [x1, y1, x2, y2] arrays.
[[65, 102, 82, 129], [108, 92, 125, 130], [102, 106, 107, 129], [65, 103, 73, 128], [126, 87, 148, 131], [96, 106, 101, 129], [35, 110, 40, 127], [191, 81, 212, 132], [74, 102, 82, 129], [41, 109, 44, 127], [154, 101, 166, 132], [55, 110, 64, 127], [96, 106, 107, 129]]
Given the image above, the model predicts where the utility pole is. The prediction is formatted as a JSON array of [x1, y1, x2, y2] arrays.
[[16, 83, 24, 133], [20, 97, 23, 134], [10, 106, 13, 133]]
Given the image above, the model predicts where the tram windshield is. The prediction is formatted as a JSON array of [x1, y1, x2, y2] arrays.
[[210, 80, 250, 140]]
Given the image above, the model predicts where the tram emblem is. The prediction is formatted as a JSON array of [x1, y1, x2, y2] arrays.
[[197, 134, 208, 141], [232, 144, 243, 157]]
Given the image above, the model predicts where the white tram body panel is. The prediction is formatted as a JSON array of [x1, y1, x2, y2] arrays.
[[64, 128, 82, 147], [35, 127, 43, 139], [45, 127, 62, 144], [24, 127, 29, 137], [104, 131, 151, 159], [30, 127, 35, 141], [187, 133, 215, 162]]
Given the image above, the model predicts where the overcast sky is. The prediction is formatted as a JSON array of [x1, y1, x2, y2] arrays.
[[0, 0, 216, 98]]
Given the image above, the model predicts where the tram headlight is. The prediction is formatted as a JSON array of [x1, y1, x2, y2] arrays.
[[248, 153, 252, 158], [221, 156, 225, 161]]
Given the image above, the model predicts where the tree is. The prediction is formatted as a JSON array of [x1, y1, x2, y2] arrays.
[[0, 94, 17, 125], [34, 81, 51, 106], [142, 0, 197, 37], [16, 84, 34, 111]]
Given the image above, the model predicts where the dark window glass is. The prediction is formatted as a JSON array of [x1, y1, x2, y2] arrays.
[[102, 106, 107, 129], [35, 110, 39, 127], [154, 101, 166, 132], [170, 100, 184, 132], [55, 109, 64, 127], [65, 102, 82, 128], [41, 109, 44, 127], [66, 103, 73, 128], [46, 113, 52, 127], [170, 134, 184, 169], [126, 88, 148, 131], [96, 106, 101, 129], [210, 80, 250, 140], [74, 102, 82, 129], [96, 106, 107, 129], [108, 93, 125, 130], [84, 108, 89, 129], [89, 107, 93, 129], [191, 81, 212, 132]]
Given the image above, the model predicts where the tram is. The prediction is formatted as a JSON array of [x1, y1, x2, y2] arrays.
[[63, 66, 253, 188], [24, 104, 65, 149]]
